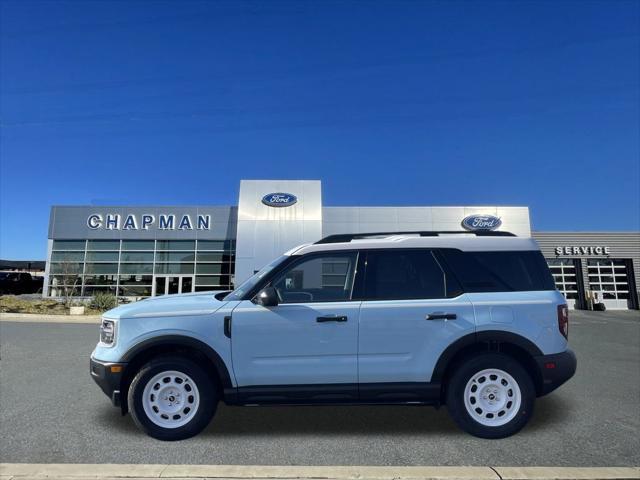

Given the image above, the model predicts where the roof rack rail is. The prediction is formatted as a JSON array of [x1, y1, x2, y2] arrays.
[[315, 230, 516, 244]]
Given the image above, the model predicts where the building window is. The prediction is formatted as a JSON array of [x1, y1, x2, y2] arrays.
[[120, 252, 154, 262], [121, 240, 154, 250], [84, 275, 118, 285], [155, 252, 196, 262], [196, 263, 232, 275], [155, 263, 195, 275], [86, 240, 120, 251], [48, 238, 236, 299], [118, 285, 152, 297], [196, 252, 234, 262], [85, 263, 119, 275], [50, 251, 85, 262], [84, 286, 117, 296], [197, 240, 235, 251], [156, 240, 195, 250], [195, 275, 232, 287], [86, 252, 119, 262], [119, 274, 153, 285], [51, 240, 85, 251]]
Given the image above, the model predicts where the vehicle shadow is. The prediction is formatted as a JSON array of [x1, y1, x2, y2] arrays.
[[97, 395, 570, 437], [205, 404, 460, 437], [96, 406, 140, 434], [526, 394, 571, 432]]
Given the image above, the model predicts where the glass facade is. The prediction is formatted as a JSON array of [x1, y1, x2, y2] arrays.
[[48, 239, 235, 298]]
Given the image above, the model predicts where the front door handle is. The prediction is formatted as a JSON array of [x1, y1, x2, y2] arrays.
[[317, 315, 348, 323], [426, 312, 457, 320]]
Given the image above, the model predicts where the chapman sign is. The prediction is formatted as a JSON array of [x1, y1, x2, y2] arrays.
[[87, 213, 211, 231]]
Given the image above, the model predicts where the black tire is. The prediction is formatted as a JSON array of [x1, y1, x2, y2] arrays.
[[127, 355, 217, 441], [445, 353, 535, 439]]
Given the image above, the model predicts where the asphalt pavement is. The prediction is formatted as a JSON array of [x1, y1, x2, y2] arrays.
[[0, 310, 638, 466]]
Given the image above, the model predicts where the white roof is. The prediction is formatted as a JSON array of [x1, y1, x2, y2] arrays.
[[289, 234, 540, 255]]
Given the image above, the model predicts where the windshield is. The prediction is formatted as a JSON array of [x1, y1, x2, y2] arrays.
[[224, 255, 288, 301]]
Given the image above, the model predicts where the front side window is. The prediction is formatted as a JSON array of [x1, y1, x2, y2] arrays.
[[271, 252, 359, 303], [224, 255, 288, 301], [363, 250, 447, 300]]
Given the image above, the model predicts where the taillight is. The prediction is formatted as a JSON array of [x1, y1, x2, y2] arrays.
[[557, 304, 569, 339]]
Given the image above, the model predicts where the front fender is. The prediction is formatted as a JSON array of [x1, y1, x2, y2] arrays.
[[92, 308, 237, 389], [120, 333, 233, 389]]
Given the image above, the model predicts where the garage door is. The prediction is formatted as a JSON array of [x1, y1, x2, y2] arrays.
[[548, 259, 580, 309], [587, 259, 630, 310]]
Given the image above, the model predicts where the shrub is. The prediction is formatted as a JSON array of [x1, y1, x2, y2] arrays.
[[0, 296, 66, 314], [90, 292, 117, 312]]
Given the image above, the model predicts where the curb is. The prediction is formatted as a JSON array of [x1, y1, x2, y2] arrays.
[[0, 464, 638, 480], [0, 313, 101, 324]]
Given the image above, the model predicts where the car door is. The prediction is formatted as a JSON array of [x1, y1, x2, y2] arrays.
[[357, 249, 476, 401], [231, 251, 361, 403]]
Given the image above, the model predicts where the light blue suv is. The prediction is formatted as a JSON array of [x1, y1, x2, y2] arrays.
[[90, 231, 576, 440]]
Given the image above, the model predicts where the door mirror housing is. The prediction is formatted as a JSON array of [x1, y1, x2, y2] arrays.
[[255, 286, 279, 307]]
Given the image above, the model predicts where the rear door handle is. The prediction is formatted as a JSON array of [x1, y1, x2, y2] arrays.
[[426, 312, 457, 320], [317, 315, 348, 323]]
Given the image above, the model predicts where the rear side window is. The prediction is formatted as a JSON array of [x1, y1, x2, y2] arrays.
[[363, 250, 458, 300], [438, 249, 556, 292]]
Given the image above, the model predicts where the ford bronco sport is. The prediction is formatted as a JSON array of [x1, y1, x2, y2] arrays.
[[90, 231, 576, 440]]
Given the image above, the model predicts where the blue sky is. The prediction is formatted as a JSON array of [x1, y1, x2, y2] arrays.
[[1, 0, 638, 260]]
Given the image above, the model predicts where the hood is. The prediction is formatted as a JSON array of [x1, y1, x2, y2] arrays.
[[103, 291, 227, 319]]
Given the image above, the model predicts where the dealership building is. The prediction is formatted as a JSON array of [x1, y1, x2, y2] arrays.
[[44, 180, 640, 311]]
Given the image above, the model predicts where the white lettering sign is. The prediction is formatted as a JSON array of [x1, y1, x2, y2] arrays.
[[86, 214, 211, 231], [554, 246, 611, 256]]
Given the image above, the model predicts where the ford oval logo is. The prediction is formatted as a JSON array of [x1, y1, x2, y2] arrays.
[[261, 192, 298, 207], [462, 214, 502, 231]]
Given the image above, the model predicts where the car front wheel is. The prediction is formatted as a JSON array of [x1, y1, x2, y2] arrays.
[[127, 356, 217, 441], [445, 353, 535, 439]]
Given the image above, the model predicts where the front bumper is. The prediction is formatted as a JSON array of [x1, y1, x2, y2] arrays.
[[535, 348, 577, 396], [90, 357, 126, 407]]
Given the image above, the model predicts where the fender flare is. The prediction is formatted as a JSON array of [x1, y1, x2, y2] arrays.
[[430, 330, 543, 383], [121, 335, 233, 390]]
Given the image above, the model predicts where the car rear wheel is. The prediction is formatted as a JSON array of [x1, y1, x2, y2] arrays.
[[128, 356, 217, 441], [445, 353, 535, 439]]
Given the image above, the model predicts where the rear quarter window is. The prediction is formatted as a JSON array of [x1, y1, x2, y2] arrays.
[[438, 249, 556, 292]]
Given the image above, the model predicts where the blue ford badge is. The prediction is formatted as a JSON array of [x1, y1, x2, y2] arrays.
[[261, 193, 298, 207], [462, 214, 502, 231]]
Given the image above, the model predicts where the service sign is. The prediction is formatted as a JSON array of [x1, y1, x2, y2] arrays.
[[555, 246, 611, 256], [261, 193, 298, 207], [461, 214, 502, 231]]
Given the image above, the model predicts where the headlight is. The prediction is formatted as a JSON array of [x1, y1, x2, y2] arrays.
[[100, 318, 116, 346]]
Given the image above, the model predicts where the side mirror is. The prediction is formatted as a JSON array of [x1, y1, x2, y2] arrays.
[[255, 286, 279, 307]]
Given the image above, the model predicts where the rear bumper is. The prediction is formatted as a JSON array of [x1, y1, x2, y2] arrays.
[[90, 357, 126, 407], [535, 348, 577, 396]]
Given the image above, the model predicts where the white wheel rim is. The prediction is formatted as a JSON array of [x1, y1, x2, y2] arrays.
[[142, 370, 200, 429], [463, 368, 521, 427]]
